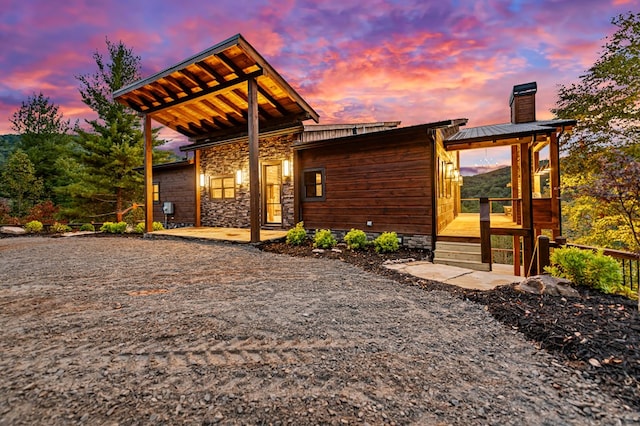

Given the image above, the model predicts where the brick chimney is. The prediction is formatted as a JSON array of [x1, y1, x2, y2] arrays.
[[510, 82, 537, 123]]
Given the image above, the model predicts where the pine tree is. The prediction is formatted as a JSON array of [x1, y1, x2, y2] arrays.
[[68, 38, 173, 220]]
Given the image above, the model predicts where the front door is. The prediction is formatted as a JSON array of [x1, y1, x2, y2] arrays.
[[263, 163, 282, 225]]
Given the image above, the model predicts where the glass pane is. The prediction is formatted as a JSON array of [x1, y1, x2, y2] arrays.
[[223, 177, 235, 188], [224, 188, 234, 199], [316, 184, 322, 197], [212, 178, 222, 189], [212, 189, 222, 199], [315, 172, 322, 184]]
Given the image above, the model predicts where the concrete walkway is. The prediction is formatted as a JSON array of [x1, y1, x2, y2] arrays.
[[385, 261, 524, 291]]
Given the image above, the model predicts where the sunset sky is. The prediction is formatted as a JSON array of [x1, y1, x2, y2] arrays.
[[1, 0, 637, 167]]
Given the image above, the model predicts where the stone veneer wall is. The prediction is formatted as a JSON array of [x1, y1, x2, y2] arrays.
[[200, 133, 297, 229]]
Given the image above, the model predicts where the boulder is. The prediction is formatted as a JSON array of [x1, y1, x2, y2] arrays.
[[515, 274, 580, 297], [0, 226, 26, 235]]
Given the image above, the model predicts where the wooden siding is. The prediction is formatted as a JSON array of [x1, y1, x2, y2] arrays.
[[511, 93, 536, 124], [298, 130, 433, 235], [153, 164, 196, 225]]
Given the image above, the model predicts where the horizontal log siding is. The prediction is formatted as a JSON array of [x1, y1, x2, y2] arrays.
[[153, 165, 196, 225], [299, 133, 433, 235]]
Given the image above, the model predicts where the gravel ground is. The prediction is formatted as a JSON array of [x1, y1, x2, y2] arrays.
[[1, 236, 639, 425]]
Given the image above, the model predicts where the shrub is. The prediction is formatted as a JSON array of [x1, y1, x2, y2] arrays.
[[152, 221, 164, 231], [50, 222, 72, 233], [546, 247, 624, 296], [100, 221, 128, 234], [313, 229, 337, 249], [373, 232, 399, 253], [286, 221, 307, 246], [134, 223, 145, 234], [123, 206, 145, 226], [25, 201, 59, 224], [79, 223, 95, 232], [24, 220, 43, 233], [344, 228, 368, 250]]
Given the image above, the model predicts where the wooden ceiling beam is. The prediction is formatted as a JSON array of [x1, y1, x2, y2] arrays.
[[164, 75, 193, 95], [216, 52, 247, 78], [142, 69, 263, 115], [216, 93, 248, 120], [199, 99, 238, 126], [179, 68, 208, 90], [231, 88, 273, 120], [445, 136, 533, 151], [195, 61, 226, 83], [257, 84, 289, 116]]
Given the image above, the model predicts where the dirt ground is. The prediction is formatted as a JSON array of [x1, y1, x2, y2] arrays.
[[1, 236, 639, 425]]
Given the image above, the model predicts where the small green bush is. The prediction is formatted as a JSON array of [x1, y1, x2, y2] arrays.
[[152, 221, 164, 231], [344, 228, 368, 250], [24, 220, 43, 233], [373, 231, 399, 253], [134, 222, 145, 234], [50, 222, 72, 233], [314, 229, 337, 249], [79, 223, 95, 232], [100, 221, 128, 234], [546, 247, 625, 296], [286, 221, 307, 246]]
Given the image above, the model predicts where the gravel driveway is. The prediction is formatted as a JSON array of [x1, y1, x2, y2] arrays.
[[1, 237, 638, 425]]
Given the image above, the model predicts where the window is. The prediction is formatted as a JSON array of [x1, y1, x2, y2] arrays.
[[210, 176, 235, 200], [303, 168, 325, 200], [152, 183, 160, 203]]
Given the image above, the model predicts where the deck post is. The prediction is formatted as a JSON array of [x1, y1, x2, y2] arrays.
[[537, 235, 550, 274], [143, 114, 153, 233], [248, 77, 260, 243], [480, 197, 492, 268], [521, 141, 534, 276], [194, 149, 201, 227]]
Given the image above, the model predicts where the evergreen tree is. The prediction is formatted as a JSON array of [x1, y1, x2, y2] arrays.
[[68, 38, 172, 220], [1, 150, 43, 217], [9, 93, 74, 204]]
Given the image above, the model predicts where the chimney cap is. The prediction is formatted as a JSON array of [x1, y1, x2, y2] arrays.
[[510, 82, 537, 105]]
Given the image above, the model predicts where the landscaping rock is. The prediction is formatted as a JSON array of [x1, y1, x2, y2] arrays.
[[515, 274, 580, 297], [0, 226, 26, 235]]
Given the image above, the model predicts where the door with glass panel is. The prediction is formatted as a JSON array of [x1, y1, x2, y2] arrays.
[[263, 164, 282, 225]]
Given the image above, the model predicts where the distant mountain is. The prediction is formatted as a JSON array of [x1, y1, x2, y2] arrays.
[[460, 166, 512, 213]]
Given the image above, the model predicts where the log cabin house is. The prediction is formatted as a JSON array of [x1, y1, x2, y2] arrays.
[[114, 34, 575, 276]]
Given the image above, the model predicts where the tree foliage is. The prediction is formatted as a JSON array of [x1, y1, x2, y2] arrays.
[[9, 93, 74, 203], [67, 38, 172, 220], [0, 150, 43, 217], [554, 13, 640, 253], [553, 12, 640, 154]]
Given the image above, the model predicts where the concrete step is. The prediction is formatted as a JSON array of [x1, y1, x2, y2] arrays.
[[435, 241, 482, 254], [434, 249, 482, 262], [433, 257, 491, 272]]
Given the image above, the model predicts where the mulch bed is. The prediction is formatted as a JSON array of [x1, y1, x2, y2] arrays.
[[260, 240, 640, 409]]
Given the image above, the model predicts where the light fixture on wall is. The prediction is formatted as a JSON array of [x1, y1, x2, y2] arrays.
[[283, 159, 291, 177], [445, 162, 455, 180], [236, 169, 243, 185], [199, 173, 206, 187]]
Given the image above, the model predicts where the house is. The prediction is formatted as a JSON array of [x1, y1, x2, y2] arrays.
[[113, 34, 575, 276]]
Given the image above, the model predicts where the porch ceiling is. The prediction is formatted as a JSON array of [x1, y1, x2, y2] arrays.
[[444, 119, 576, 151], [113, 34, 319, 142]]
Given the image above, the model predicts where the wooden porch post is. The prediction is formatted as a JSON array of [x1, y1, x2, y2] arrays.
[[480, 197, 492, 269], [549, 132, 561, 238], [143, 114, 153, 233], [248, 78, 260, 243], [521, 141, 534, 275], [194, 149, 201, 227]]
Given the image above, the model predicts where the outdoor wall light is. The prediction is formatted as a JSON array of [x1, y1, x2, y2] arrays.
[[445, 162, 455, 180], [283, 159, 291, 177], [236, 169, 243, 185], [199, 173, 206, 187]]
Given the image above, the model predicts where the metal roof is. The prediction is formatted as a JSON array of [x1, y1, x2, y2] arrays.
[[113, 34, 319, 141], [445, 119, 576, 148]]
